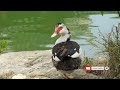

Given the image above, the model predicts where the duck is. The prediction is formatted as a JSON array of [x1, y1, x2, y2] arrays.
[[51, 23, 84, 79]]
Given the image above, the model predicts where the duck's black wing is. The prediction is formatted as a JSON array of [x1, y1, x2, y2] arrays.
[[52, 41, 80, 61]]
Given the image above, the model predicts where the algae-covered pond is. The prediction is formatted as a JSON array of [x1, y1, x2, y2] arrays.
[[0, 11, 120, 57]]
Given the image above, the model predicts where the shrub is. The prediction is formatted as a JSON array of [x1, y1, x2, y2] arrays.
[[81, 57, 93, 68], [0, 39, 8, 53], [98, 23, 120, 78]]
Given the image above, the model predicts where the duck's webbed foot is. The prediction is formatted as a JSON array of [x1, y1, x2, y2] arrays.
[[63, 73, 74, 79]]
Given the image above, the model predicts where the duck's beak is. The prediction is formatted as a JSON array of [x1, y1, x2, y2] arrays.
[[51, 32, 57, 38]]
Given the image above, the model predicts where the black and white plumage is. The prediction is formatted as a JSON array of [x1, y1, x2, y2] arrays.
[[51, 23, 84, 78]]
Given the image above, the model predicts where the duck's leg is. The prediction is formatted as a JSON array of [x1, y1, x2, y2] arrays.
[[63, 73, 70, 79], [63, 73, 74, 79]]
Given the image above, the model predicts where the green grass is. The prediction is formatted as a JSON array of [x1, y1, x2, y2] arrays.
[[97, 23, 120, 79], [0, 39, 8, 53]]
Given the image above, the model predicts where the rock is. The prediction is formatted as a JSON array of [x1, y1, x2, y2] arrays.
[[12, 74, 26, 79], [0, 69, 15, 79], [0, 50, 104, 79]]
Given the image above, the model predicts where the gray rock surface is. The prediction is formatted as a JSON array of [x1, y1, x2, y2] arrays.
[[0, 50, 103, 79]]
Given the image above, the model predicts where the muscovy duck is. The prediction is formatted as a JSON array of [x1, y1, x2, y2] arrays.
[[51, 23, 84, 79]]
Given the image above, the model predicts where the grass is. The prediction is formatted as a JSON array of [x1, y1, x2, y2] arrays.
[[0, 39, 8, 53], [0, 34, 8, 53], [81, 23, 120, 79], [81, 22, 120, 78], [96, 23, 120, 79]]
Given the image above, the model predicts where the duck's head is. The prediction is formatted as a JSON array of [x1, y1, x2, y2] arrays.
[[51, 23, 70, 38]]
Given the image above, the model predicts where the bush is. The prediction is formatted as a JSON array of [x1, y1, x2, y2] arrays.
[[0, 39, 8, 53], [81, 57, 93, 68], [98, 23, 120, 78]]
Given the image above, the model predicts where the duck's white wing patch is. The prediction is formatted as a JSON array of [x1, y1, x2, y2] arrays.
[[74, 48, 76, 50], [71, 52, 80, 58], [71, 48, 84, 60], [53, 56, 61, 61]]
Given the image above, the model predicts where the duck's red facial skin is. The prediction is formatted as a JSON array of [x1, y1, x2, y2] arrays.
[[55, 26, 63, 34]]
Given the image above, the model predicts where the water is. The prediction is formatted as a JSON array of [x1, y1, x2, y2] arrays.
[[80, 14, 120, 58], [35, 14, 120, 58], [90, 14, 120, 37], [0, 12, 120, 58]]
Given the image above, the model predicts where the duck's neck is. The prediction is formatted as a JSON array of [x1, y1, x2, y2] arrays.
[[55, 34, 71, 45]]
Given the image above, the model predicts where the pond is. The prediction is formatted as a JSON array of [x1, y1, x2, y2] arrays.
[[78, 14, 120, 58], [46, 14, 120, 58], [0, 12, 120, 58]]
